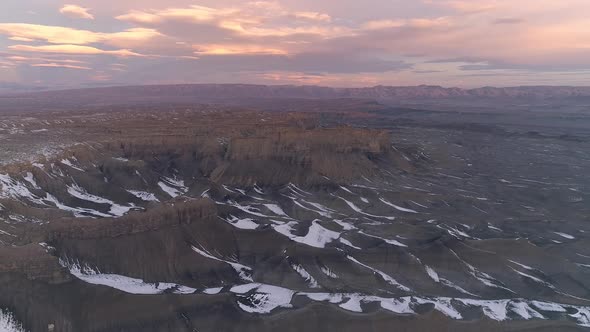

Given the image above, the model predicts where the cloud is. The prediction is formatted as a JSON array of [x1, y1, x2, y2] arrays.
[[0, 23, 102, 44], [9, 37, 35, 42], [363, 18, 451, 30], [31, 63, 91, 70], [116, 3, 343, 38], [425, 0, 497, 13], [2, 0, 590, 87], [116, 5, 238, 24], [293, 11, 332, 22], [60, 4, 95, 20], [4, 55, 88, 65], [8, 44, 143, 57], [493, 18, 525, 24], [193, 44, 287, 55], [0, 23, 161, 46]]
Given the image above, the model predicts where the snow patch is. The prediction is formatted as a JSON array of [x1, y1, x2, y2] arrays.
[[222, 215, 259, 230], [379, 198, 418, 213], [127, 190, 159, 202], [291, 264, 319, 288], [233, 284, 294, 314], [0, 309, 26, 332], [191, 245, 253, 282], [263, 204, 287, 216], [553, 232, 575, 240], [62, 260, 196, 295], [346, 255, 411, 292], [273, 220, 340, 249]]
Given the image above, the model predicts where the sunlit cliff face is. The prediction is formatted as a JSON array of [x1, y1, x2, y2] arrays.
[[0, 0, 589, 89]]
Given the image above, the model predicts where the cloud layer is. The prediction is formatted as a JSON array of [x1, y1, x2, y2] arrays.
[[0, 0, 589, 88], [60, 4, 95, 20]]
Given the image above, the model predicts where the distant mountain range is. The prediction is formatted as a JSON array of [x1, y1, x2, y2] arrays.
[[1, 84, 590, 112]]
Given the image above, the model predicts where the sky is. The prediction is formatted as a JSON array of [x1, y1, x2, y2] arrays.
[[0, 0, 589, 90]]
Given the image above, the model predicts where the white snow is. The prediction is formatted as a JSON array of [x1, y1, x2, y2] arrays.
[[320, 266, 338, 279], [415, 297, 462, 319], [158, 181, 183, 198], [339, 186, 354, 194], [227, 201, 271, 218], [459, 299, 509, 321], [509, 301, 544, 319], [191, 245, 253, 282], [127, 190, 159, 202], [291, 264, 319, 288], [67, 183, 134, 217], [333, 219, 356, 231], [263, 204, 288, 216], [230, 283, 261, 294], [378, 297, 415, 314], [339, 294, 364, 312], [553, 232, 575, 240], [450, 249, 514, 294], [299, 291, 590, 327], [222, 215, 259, 230], [22, 172, 40, 189], [43, 193, 111, 218], [233, 284, 294, 314], [531, 301, 567, 312], [439, 278, 480, 297], [379, 198, 418, 213], [511, 268, 554, 288], [302, 292, 344, 304], [253, 185, 265, 195], [203, 287, 224, 295], [358, 230, 407, 247], [291, 200, 332, 218], [570, 308, 590, 327], [488, 224, 503, 232], [508, 260, 535, 271], [222, 185, 237, 194], [273, 220, 340, 249], [0, 309, 26, 332], [63, 260, 196, 295], [339, 237, 362, 250], [0, 173, 47, 206], [61, 158, 84, 171], [337, 196, 395, 220], [288, 183, 311, 196], [158, 176, 188, 197], [346, 255, 411, 292], [425, 266, 440, 282]]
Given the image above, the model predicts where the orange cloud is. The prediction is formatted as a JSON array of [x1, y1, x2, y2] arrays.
[[193, 44, 287, 55], [116, 3, 341, 38], [116, 5, 238, 24], [5, 55, 88, 64], [293, 11, 332, 22], [0, 23, 161, 45], [9, 36, 35, 42], [439, 1, 497, 13], [363, 17, 451, 30], [8, 44, 143, 57], [59, 4, 94, 20], [31, 63, 91, 70]]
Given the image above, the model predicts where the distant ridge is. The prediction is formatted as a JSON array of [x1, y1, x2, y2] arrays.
[[1, 84, 590, 112], [6, 83, 590, 98]]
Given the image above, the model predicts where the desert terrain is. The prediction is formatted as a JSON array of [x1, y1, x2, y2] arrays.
[[0, 85, 589, 331]]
